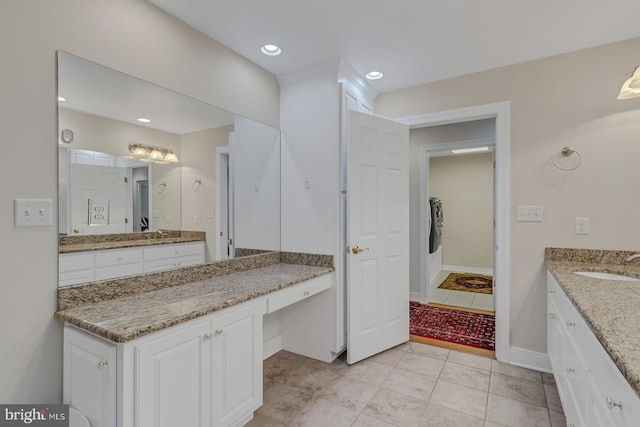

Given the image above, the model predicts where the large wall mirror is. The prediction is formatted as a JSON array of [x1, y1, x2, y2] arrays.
[[57, 51, 281, 281]]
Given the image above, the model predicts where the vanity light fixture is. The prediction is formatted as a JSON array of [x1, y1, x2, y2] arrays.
[[452, 146, 489, 154], [137, 117, 151, 123], [617, 66, 640, 100], [365, 71, 384, 80], [127, 143, 178, 164], [261, 44, 282, 56]]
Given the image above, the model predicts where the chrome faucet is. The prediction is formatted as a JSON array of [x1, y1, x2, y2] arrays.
[[624, 253, 640, 262]]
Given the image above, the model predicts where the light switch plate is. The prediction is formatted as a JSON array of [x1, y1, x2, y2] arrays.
[[15, 199, 53, 227], [516, 205, 543, 222]]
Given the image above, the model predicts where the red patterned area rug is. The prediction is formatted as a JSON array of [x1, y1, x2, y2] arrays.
[[409, 301, 495, 351]]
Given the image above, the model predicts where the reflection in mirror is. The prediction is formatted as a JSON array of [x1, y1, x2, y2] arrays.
[[57, 51, 281, 285]]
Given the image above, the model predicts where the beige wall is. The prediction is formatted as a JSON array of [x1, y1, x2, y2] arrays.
[[429, 153, 494, 269], [377, 37, 640, 354], [180, 125, 233, 263], [0, 0, 279, 403]]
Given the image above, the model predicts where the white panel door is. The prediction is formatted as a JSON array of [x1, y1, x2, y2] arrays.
[[135, 321, 211, 427], [347, 111, 410, 364]]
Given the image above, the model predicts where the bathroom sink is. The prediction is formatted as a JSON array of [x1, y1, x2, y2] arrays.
[[573, 271, 640, 282]]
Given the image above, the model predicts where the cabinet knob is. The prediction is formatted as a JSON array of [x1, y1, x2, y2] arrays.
[[303, 291, 310, 296], [567, 423, 576, 427], [203, 333, 212, 340], [566, 367, 575, 374], [549, 290, 556, 294], [566, 321, 575, 327], [606, 396, 623, 409], [97, 360, 108, 368], [118, 257, 123, 261], [548, 313, 556, 319], [214, 328, 223, 336]]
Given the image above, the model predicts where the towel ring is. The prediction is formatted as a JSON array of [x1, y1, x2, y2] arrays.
[[192, 179, 202, 192], [553, 146, 582, 171], [156, 182, 167, 193]]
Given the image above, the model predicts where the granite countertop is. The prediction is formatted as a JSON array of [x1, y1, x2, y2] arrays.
[[59, 236, 204, 253], [55, 263, 332, 343], [58, 230, 205, 254], [545, 247, 640, 398]]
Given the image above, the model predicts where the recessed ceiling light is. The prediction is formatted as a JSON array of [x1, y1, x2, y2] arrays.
[[137, 118, 151, 123], [261, 44, 282, 56], [365, 71, 384, 80], [451, 146, 489, 154], [58, 96, 66, 102]]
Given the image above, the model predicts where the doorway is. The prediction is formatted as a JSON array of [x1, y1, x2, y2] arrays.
[[215, 144, 233, 260], [397, 101, 510, 362]]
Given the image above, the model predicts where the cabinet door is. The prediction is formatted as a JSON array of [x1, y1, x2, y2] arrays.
[[63, 326, 116, 427], [211, 302, 265, 427], [136, 321, 211, 427]]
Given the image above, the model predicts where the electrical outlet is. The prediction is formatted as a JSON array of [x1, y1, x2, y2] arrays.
[[576, 217, 589, 235], [15, 199, 53, 227], [516, 206, 543, 222]]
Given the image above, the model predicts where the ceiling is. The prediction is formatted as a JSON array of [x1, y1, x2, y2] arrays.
[[148, 0, 640, 93]]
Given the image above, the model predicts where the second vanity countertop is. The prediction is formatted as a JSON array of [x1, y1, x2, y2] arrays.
[[546, 248, 640, 397], [55, 255, 333, 343], [58, 230, 205, 254]]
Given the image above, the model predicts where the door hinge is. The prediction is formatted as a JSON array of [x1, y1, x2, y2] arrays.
[[125, 218, 128, 224], [124, 177, 128, 183], [493, 160, 496, 169]]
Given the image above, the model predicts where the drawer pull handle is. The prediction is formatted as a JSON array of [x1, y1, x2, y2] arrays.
[[118, 257, 123, 261], [549, 290, 556, 294], [303, 291, 310, 296], [567, 423, 576, 427], [566, 367, 575, 374], [548, 313, 556, 319], [606, 396, 623, 409], [97, 360, 108, 368], [203, 333, 212, 340], [214, 328, 223, 336], [566, 321, 575, 327]]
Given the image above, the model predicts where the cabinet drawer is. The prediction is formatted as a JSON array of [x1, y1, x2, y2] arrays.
[[60, 252, 94, 272], [95, 263, 144, 281], [564, 299, 587, 358], [95, 248, 143, 267], [266, 275, 331, 313], [143, 242, 204, 261], [60, 269, 95, 287], [143, 254, 204, 273], [546, 271, 566, 312], [587, 329, 640, 426]]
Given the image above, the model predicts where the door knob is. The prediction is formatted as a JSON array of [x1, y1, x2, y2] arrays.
[[351, 245, 370, 254]]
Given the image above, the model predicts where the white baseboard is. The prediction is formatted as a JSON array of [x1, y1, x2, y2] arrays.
[[263, 335, 282, 360], [410, 292, 423, 303], [443, 265, 493, 276], [509, 346, 552, 373]]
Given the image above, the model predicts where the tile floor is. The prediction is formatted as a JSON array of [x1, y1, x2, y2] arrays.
[[247, 341, 564, 427], [427, 270, 494, 312]]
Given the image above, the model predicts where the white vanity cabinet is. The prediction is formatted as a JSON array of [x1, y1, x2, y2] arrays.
[[547, 271, 640, 427], [64, 327, 117, 427], [63, 299, 265, 427], [59, 241, 205, 286], [143, 242, 206, 273]]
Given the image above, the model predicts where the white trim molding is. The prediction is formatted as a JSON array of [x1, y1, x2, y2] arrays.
[[396, 101, 511, 363], [509, 346, 552, 373]]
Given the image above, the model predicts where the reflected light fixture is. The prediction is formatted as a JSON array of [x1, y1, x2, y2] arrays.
[[261, 44, 281, 56], [618, 66, 640, 100], [365, 71, 384, 80], [452, 146, 489, 154], [127, 143, 179, 164], [137, 117, 151, 123]]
